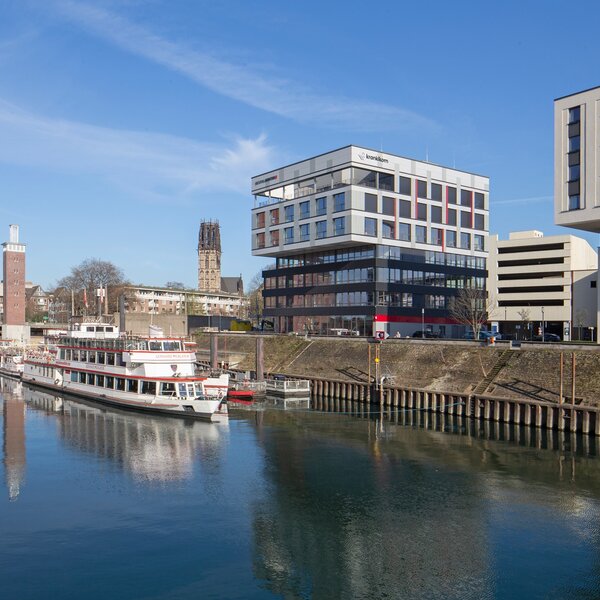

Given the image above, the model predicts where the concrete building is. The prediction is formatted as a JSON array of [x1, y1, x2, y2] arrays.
[[488, 231, 597, 340], [2, 225, 29, 342], [251, 145, 489, 337], [554, 86, 600, 339]]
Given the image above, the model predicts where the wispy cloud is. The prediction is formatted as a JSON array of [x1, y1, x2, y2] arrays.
[[52, 0, 435, 132], [0, 98, 277, 198], [491, 195, 553, 206]]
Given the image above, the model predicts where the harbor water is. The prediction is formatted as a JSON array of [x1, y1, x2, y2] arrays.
[[2, 377, 600, 599]]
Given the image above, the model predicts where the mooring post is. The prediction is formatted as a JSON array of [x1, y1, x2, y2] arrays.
[[210, 333, 218, 370], [256, 336, 264, 382]]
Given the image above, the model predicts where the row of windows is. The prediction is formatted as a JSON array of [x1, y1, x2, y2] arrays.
[[265, 269, 485, 290], [273, 246, 487, 269], [58, 338, 182, 351], [256, 166, 486, 205], [568, 105, 581, 211], [256, 220, 485, 250], [255, 190, 486, 229], [264, 291, 455, 309]]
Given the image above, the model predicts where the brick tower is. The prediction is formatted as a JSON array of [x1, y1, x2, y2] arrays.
[[197, 220, 222, 293], [2, 224, 29, 341]]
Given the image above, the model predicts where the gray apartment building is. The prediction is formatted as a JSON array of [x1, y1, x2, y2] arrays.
[[251, 145, 489, 337]]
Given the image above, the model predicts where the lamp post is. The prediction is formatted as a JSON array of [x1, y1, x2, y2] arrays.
[[541, 306, 545, 342], [421, 308, 425, 338], [504, 306, 507, 336]]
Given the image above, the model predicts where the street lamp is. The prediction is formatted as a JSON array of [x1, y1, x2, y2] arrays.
[[541, 306, 545, 342], [421, 308, 425, 338]]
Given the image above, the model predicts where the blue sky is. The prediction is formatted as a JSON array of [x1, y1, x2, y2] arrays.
[[1, 0, 599, 290]]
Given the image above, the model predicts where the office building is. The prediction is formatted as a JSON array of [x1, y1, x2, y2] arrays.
[[488, 231, 597, 340], [251, 146, 489, 336]]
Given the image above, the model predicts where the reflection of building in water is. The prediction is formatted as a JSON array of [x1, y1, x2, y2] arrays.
[[250, 419, 492, 599], [1, 378, 26, 501], [23, 387, 227, 483]]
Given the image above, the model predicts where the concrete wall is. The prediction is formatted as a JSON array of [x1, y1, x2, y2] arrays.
[[117, 313, 187, 337]]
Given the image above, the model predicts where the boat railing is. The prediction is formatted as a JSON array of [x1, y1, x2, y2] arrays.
[[266, 379, 311, 393]]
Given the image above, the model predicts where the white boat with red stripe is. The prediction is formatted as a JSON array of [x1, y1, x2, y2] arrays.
[[22, 321, 229, 421]]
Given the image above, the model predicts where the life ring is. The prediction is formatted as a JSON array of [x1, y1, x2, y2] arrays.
[[54, 379, 60, 385]]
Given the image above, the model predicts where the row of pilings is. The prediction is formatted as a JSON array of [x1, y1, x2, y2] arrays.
[[308, 376, 600, 436]]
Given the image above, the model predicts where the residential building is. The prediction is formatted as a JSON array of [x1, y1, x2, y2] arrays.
[[554, 86, 600, 339], [124, 285, 246, 319], [488, 231, 597, 340], [251, 145, 489, 337]]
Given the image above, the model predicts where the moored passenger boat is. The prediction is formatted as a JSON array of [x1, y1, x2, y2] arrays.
[[22, 321, 229, 421], [0, 352, 24, 379]]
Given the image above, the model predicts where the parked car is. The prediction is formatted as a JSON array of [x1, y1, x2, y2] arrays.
[[533, 333, 561, 342], [412, 330, 442, 339], [464, 330, 502, 341]]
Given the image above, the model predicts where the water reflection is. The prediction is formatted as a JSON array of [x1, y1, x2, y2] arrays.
[[1, 378, 26, 501], [245, 399, 600, 599], [10, 382, 228, 489]]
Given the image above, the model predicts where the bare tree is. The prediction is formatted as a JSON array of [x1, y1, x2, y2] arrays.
[[575, 308, 588, 341], [57, 258, 128, 316], [246, 270, 264, 328], [449, 287, 494, 339], [517, 308, 531, 341], [165, 281, 185, 290]]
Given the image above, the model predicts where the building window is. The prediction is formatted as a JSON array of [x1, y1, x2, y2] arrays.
[[270, 230, 279, 246], [399, 176, 411, 196], [474, 213, 485, 230], [378, 172, 394, 191], [569, 136, 580, 152], [446, 230, 457, 247], [299, 201, 310, 219], [333, 217, 346, 236], [270, 208, 279, 225], [255, 212, 265, 228], [382, 196, 395, 216], [568, 195, 581, 210], [447, 209, 457, 226], [425, 295, 446, 309], [416, 225, 427, 243], [417, 203, 427, 221], [417, 179, 428, 199], [460, 232, 471, 249], [333, 192, 345, 212], [591, 281, 597, 289], [460, 211, 471, 228], [284, 205, 294, 222], [364, 193, 378, 213], [431, 205, 442, 224], [474, 192, 485, 209], [382, 221, 394, 239], [299, 223, 310, 242], [569, 165, 580, 181], [431, 228, 443, 245], [364, 217, 377, 236], [353, 168, 377, 188], [431, 183, 442, 202], [316, 196, 327, 216], [315, 220, 327, 239], [569, 106, 581, 124], [447, 186, 457, 204], [398, 223, 411, 241], [284, 227, 294, 244], [399, 199, 411, 219], [255, 232, 265, 249], [460, 189, 472, 207]]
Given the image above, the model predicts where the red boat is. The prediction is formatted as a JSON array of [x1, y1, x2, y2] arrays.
[[227, 388, 255, 404]]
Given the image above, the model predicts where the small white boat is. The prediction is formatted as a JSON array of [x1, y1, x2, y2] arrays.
[[0, 353, 24, 379], [22, 321, 229, 421]]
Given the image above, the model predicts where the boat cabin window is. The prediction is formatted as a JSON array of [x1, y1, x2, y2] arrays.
[[116, 378, 126, 391], [178, 383, 187, 397], [89, 352, 96, 364], [194, 383, 204, 396], [96, 375, 105, 387], [106, 353, 115, 366], [97, 352, 105, 364], [163, 341, 182, 351], [86, 326, 94, 332], [60, 349, 66, 360], [141, 381, 157, 395], [187, 384, 196, 397], [105, 327, 114, 332], [72, 350, 80, 361], [127, 379, 138, 393], [149, 341, 162, 351], [80, 350, 87, 362], [161, 382, 176, 396]]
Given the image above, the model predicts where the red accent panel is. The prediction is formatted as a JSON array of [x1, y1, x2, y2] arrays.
[[470, 191, 474, 229]]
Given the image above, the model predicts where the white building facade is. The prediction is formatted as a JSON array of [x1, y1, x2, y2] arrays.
[[488, 231, 598, 340], [251, 145, 489, 337]]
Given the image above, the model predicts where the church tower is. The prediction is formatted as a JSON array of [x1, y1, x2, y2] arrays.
[[197, 220, 222, 293]]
